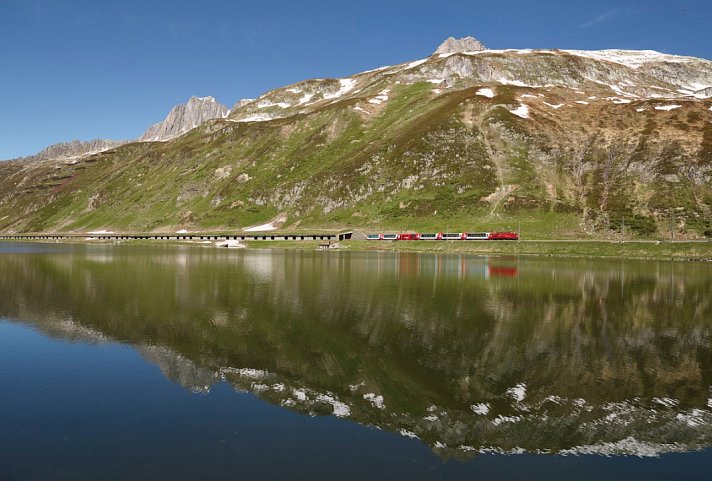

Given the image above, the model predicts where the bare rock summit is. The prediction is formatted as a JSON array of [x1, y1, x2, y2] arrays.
[[434, 36, 488, 55], [140, 96, 229, 142]]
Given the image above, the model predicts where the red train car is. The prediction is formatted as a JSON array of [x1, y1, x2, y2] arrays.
[[398, 233, 420, 241], [488, 232, 519, 240]]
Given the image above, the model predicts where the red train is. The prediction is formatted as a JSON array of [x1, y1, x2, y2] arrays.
[[366, 232, 519, 241]]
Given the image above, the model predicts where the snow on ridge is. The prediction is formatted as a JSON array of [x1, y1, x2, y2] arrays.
[[655, 104, 682, 111], [231, 114, 278, 123], [298, 93, 314, 104], [431, 48, 705, 71], [405, 58, 428, 69], [323, 78, 357, 100], [476, 88, 495, 98], [257, 99, 291, 109], [543, 102, 564, 109], [360, 64, 393, 74], [562, 49, 696, 69]]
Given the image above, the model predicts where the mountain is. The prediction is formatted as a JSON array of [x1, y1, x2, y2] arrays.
[[8, 139, 127, 164], [1, 38, 711, 237], [139, 96, 229, 142], [3, 96, 230, 164]]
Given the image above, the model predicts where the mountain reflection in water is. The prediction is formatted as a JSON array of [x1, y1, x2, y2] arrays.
[[0, 244, 711, 459]]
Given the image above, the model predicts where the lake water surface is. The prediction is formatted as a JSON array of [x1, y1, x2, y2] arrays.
[[1, 242, 711, 480]]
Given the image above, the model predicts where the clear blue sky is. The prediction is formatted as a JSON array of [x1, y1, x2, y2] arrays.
[[1, 0, 711, 160]]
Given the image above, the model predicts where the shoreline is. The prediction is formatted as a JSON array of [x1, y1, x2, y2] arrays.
[[2, 237, 711, 262], [247, 240, 712, 262]]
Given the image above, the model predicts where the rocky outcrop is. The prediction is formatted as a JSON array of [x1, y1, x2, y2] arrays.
[[139, 96, 229, 142], [434, 36, 487, 55]]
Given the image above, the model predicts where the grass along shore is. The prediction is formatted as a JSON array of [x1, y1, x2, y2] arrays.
[[2, 237, 711, 261]]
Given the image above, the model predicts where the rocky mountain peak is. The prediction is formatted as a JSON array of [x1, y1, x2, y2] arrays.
[[140, 96, 229, 142], [7, 139, 126, 163], [186, 96, 217, 106], [434, 36, 487, 55]]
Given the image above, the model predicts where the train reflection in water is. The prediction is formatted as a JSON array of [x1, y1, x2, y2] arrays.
[[367, 252, 519, 280]]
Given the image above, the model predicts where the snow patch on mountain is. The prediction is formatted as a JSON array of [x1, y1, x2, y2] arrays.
[[368, 89, 390, 105], [509, 104, 530, 118], [655, 104, 682, 111], [476, 88, 495, 98]]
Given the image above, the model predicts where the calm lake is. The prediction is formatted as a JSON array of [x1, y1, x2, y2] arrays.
[[0, 242, 711, 480]]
